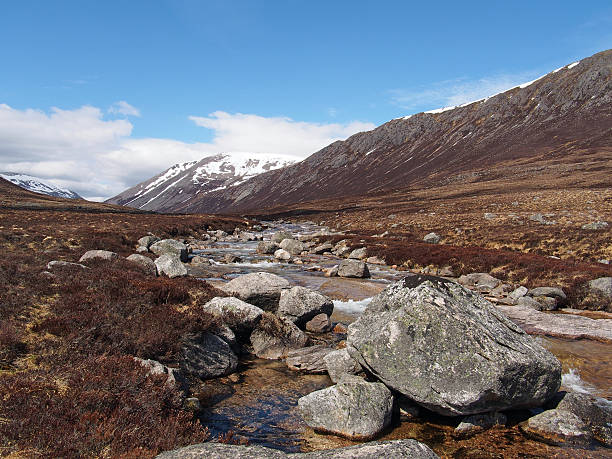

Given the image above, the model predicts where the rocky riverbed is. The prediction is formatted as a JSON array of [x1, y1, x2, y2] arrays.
[[66, 221, 612, 457]]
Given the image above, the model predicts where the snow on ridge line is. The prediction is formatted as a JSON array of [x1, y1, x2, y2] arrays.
[[399, 59, 582, 120], [0, 172, 79, 197]]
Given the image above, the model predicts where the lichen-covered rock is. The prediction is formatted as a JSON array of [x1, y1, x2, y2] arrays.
[[337, 259, 370, 278], [528, 287, 567, 306], [553, 391, 612, 446], [277, 286, 334, 328], [219, 272, 290, 310], [582, 277, 612, 311], [202, 297, 264, 337], [423, 232, 441, 244], [126, 254, 157, 275], [346, 275, 561, 416], [79, 250, 118, 262], [179, 332, 238, 379], [323, 348, 362, 383], [274, 248, 292, 261], [154, 254, 188, 278], [457, 273, 501, 292], [250, 314, 308, 359], [298, 377, 393, 439], [137, 235, 160, 249], [150, 239, 189, 262]]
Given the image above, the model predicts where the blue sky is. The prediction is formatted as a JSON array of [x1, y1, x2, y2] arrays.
[[0, 0, 611, 199]]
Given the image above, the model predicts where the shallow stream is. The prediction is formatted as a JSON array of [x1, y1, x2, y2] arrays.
[[191, 222, 611, 456]]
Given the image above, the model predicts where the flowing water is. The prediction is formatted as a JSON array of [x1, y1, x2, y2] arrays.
[[193, 222, 612, 456]]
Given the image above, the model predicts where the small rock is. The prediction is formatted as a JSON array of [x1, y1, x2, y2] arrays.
[[126, 254, 157, 276], [135, 357, 180, 387], [528, 287, 567, 306], [508, 286, 529, 301], [305, 313, 332, 333], [224, 254, 242, 264], [274, 248, 292, 261], [46, 260, 88, 270], [366, 256, 385, 265], [454, 412, 507, 438], [517, 296, 550, 311], [324, 265, 339, 277], [271, 231, 293, 243], [337, 259, 370, 278], [484, 213, 496, 220], [298, 378, 394, 439], [137, 235, 159, 249], [154, 254, 188, 278], [521, 409, 592, 446], [219, 272, 291, 310], [250, 314, 308, 359], [323, 348, 361, 383], [184, 397, 201, 412], [179, 332, 238, 379], [311, 242, 333, 254], [277, 286, 334, 328], [423, 232, 441, 244], [286, 345, 334, 373], [190, 255, 211, 265], [279, 238, 305, 255], [150, 239, 188, 262], [79, 250, 118, 263], [581, 221, 608, 230], [348, 247, 367, 260], [457, 273, 502, 292], [136, 245, 149, 253], [257, 241, 279, 255]]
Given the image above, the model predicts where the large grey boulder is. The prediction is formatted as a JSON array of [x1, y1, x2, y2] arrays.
[[588, 277, 612, 298], [298, 377, 394, 439], [155, 254, 188, 278], [337, 259, 370, 278], [179, 332, 238, 379], [582, 277, 612, 311], [271, 231, 293, 243], [250, 314, 308, 359], [346, 275, 562, 416], [155, 440, 439, 458], [79, 250, 118, 263], [279, 238, 305, 255], [257, 241, 279, 255], [150, 239, 189, 262], [219, 272, 290, 310], [323, 348, 362, 383], [277, 286, 334, 327], [126, 254, 157, 276], [202, 297, 264, 337]]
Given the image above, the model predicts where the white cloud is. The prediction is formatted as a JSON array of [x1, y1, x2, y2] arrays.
[[390, 72, 539, 112], [108, 100, 141, 117], [0, 104, 373, 200], [189, 111, 374, 157]]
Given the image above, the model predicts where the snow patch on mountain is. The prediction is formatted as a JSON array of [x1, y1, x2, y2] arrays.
[[0, 172, 82, 199]]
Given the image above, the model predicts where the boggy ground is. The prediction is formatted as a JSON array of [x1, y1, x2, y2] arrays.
[[254, 160, 612, 310], [0, 203, 254, 457]]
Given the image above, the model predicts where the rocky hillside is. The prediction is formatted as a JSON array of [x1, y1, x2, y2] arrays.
[[0, 172, 82, 199], [106, 152, 295, 212], [168, 49, 611, 214]]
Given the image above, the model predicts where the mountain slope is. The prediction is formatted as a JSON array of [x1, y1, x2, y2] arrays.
[[170, 49, 611, 214], [0, 172, 82, 199], [106, 152, 295, 212]]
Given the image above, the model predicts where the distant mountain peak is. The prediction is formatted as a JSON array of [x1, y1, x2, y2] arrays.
[[107, 152, 296, 211], [0, 172, 82, 199]]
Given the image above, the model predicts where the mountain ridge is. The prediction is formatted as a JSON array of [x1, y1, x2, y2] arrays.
[[0, 172, 82, 200]]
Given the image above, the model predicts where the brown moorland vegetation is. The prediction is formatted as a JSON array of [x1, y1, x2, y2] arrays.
[[0, 190, 254, 457]]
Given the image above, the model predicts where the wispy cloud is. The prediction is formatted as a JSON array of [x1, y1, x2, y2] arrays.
[[389, 71, 539, 112], [108, 100, 141, 117]]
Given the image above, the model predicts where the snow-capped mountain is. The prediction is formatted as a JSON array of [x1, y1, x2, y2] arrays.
[[0, 172, 82, 199], [107, 152, 296, 212]]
